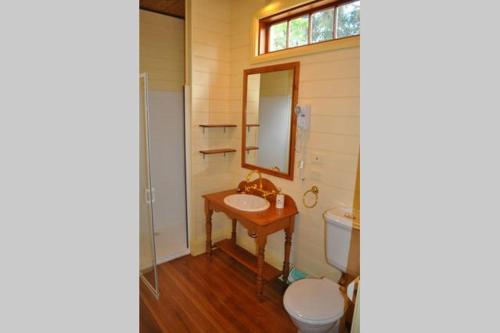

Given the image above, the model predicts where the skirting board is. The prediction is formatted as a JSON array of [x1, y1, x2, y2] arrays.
[[156, 248, 191, 265], [140, 247, 191, 272]]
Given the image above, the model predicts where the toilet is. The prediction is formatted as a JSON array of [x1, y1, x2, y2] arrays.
[[283, 207, 360, 333]]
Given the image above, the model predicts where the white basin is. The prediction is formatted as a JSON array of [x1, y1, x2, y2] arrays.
[[223, 193, 270, 212]]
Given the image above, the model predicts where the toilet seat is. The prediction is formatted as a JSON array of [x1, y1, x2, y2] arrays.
[[283, 278, 345, 325]]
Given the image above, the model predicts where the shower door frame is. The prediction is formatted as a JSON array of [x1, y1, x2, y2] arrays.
[[140, 72, 160, 299], [140, 74, 192, 298]]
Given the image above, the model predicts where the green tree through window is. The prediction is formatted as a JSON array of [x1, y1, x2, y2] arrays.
[[264, 1, 360, 53], [269, 21, 287, 51], [336, 1, 360, 38], [311, 8, 334, 43], [288, 15, 309, 47]]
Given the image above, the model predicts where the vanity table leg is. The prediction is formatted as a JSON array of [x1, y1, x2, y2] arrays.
[[256, 234, 267, 296], [282, 224, 293, 283], [231, 219, 237, 243], [205, 201, 213, 256]]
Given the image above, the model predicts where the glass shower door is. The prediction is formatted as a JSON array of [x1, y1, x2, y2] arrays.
[[139, 73, 159, 298]]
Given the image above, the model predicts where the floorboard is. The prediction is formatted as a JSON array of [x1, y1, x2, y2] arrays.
[[140, 298, 163, 333], [140, 250, 296, 333]]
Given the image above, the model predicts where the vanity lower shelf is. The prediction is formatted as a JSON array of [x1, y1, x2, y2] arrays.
[[215, 239, 282, 282]]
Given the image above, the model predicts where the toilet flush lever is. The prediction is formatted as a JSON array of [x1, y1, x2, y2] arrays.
[[344, 212, 357, 219]]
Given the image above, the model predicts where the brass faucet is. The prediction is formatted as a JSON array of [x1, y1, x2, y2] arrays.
[[244, 169, 278, 199], [245, 169, 263, 189]]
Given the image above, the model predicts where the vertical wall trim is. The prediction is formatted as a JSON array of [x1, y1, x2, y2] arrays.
[[184, 85, 193, 252], [184, 0, 194, 252], [185, 0, 192, 86]]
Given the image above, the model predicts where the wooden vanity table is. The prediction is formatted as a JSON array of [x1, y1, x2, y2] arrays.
[[203, 177, 298, 296]]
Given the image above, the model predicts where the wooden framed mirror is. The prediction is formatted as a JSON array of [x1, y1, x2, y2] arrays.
[[242, 62, 300, 180]]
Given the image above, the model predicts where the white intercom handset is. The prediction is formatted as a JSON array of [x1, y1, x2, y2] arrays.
[[295, 104, 311, 180]]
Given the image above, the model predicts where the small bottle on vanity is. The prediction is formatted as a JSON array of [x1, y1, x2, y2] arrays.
[[276, 192, 285, 209]]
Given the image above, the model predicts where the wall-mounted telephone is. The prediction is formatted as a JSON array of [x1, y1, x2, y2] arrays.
[[295, 104, 311, 130]]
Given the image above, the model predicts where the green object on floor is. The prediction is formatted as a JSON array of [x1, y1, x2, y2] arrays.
[[287, 267, 308, 283]]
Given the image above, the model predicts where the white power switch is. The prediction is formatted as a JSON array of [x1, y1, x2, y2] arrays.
[[296, 104, 311, 130]]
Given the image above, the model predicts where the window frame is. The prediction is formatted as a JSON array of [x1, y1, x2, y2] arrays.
[[259, 0, 360, 55]]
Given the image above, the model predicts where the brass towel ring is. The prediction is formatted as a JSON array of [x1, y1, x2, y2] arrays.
[[303, 186, 319, 208]]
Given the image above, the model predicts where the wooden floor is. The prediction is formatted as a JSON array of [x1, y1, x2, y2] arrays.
[[140, 250, 296, 333]]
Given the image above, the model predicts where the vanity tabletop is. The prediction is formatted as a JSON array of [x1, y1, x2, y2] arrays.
[[203, 189, 298, 226]]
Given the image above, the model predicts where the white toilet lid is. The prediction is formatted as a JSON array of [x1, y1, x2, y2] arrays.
[[283, 278, 345, 324]]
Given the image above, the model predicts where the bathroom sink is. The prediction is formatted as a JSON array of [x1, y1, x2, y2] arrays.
[[223, 193, 270, 212]]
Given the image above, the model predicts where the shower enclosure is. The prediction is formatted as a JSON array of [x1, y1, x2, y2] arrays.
[[139, 8, 187, 298], [139, 72, 188, 298]]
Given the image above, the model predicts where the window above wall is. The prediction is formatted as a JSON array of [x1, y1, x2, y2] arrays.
[[258, 0, 360, 55]]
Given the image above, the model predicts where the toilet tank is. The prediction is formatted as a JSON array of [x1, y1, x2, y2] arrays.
[[324, 207, 360, 276]]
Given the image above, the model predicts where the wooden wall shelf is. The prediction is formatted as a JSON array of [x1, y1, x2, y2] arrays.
[[199, 148, 237, 158], [246, 124, 259, 132], [215, 239, 282, 282], [199, 124, 237, 128], [199, 124, 237, 133], [245, 146, 259, 152]]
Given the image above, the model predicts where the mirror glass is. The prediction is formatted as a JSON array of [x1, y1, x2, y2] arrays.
[[242, 62, 299, 180]]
